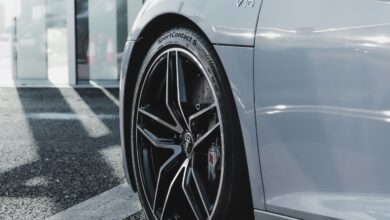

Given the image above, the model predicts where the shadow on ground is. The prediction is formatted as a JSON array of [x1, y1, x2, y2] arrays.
[[0, 88, 128, 219]]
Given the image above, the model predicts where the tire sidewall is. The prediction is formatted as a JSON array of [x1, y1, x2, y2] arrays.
[[130, 27, 240, 220]]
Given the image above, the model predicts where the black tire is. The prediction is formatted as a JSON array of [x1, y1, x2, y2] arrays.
[[129, 26, 253, 220]]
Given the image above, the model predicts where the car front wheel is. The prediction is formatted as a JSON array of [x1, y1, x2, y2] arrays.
[[129, 26, 253, 220]]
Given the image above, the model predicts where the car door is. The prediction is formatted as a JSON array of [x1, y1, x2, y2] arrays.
[[254, 0, 390, 219]]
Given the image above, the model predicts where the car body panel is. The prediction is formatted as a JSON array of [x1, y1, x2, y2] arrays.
[[255, 0, 390, 219], [254, 209, 298, 220], [128, 0, 263, 46], [214, 45, 265, 210]]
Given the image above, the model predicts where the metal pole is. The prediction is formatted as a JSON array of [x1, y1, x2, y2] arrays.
[[12, 17, 17, 80], [67, 0, 77, 85]]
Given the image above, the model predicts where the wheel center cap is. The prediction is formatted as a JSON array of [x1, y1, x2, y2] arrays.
[[182, 131, 194, 157]]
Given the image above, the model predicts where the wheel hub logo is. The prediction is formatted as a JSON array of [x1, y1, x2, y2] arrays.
[[182, 132, 193, 156]]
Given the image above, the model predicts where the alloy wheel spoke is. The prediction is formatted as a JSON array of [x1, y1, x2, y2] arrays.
[[188, 103, 217, 132], [138, 108, 181, 134], [191, 169, 212, 216], [182, 166, 209, 220], [166, 51, 190, 132], [175, 51, 190, 129], [153, 147, 182, 211], [137, 125, 179, 150], [194, 122, 220, 149], [160, 160, 188, 220], [165, 52, 185, 134]]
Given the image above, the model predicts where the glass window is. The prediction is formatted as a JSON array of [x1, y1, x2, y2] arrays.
[[0, 0, 69, 83], [76, 0, 89, 81], [76, 0, 143, 83], [0, 0, 142, 85]]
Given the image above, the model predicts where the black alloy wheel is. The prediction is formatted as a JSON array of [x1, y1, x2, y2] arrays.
[[130, 27, 253, 220]]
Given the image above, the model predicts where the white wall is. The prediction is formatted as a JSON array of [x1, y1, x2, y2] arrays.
[[16, 0, 47, 80], [88, 0, 118, 80]]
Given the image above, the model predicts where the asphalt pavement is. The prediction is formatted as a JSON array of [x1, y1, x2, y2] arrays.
[[0, 87, 145, 219]]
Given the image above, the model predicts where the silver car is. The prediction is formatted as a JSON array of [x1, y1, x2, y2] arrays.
[[120, 1, 390, 219]]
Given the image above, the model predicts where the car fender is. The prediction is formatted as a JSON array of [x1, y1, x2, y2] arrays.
[[129, 0, 263, 46]]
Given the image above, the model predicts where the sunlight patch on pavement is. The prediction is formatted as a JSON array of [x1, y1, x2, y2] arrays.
[[0, 89, 39, 174], [45, 183, 141, 220], [90, 81, 119, 107], [24, 176, 50, 187], [99, 146, 125, 179], [0, 197, 57, 218], [58, 88, 112, 138], [26, 113, 118, 120]]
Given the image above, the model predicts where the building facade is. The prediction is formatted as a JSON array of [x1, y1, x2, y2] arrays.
[[0, 0, 143, 86]]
